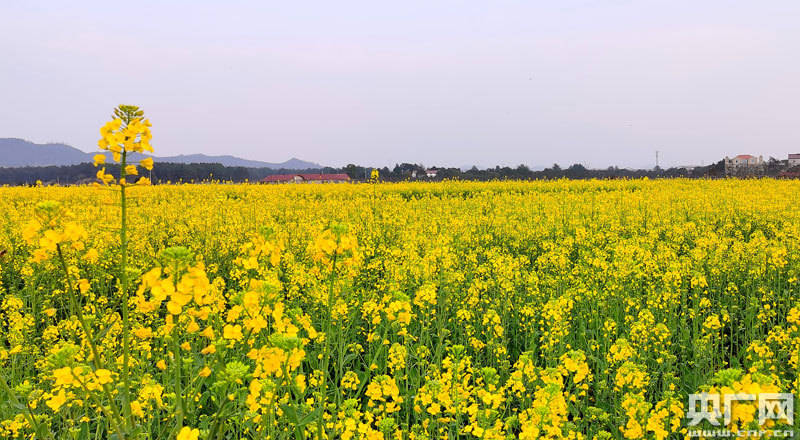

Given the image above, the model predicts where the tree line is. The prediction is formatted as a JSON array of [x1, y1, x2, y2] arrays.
[[0, 160, 735, 186]]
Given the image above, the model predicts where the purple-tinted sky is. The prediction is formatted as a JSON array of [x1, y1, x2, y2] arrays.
[[2, 1, 799, 168]]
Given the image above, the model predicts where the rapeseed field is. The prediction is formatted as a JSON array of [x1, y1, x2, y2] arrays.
[[0, 110, 798, 438]]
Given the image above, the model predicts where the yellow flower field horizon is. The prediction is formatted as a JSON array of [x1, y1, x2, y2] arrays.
[[1, 179, 798, 439]]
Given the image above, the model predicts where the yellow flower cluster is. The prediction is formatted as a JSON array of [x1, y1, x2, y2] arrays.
[[98, 117, 153, 157], [94, 106, 154, 186]]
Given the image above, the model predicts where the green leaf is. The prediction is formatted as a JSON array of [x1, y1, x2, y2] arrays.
[[298, 407, 323, 427]]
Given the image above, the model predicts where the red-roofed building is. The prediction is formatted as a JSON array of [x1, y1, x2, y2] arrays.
[[788, 153, 800, 167], [724, 154, 765, 176], [261, 173, 351, 184]]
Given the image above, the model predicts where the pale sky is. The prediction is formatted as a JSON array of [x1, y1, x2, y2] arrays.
[[2, 1, 799, 169]]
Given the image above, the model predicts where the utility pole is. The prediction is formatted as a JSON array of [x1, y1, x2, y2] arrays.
[[655, 150, 660, 169]]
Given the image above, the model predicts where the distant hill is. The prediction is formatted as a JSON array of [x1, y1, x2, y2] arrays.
[[0, 138, 89, 167], [143, 153, 321, 169], [0, 138, 321, 169]]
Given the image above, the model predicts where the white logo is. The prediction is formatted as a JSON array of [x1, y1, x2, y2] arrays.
[[687, 392, 793, 426], [759, 393, 794, 426], [687, 393, 722, 426], [686, 392, 794, 438]]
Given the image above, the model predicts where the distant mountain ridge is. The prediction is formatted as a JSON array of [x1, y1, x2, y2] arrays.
[[0, 138, 322, 169]]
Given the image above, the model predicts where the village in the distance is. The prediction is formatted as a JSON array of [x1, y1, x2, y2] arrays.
[[2, 136, 800, 184], [720, 153, 800, 177]]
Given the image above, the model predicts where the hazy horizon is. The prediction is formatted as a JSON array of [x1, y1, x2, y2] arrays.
[[2, 1, 799, 169]]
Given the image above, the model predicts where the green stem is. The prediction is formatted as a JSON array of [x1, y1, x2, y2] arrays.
[[120, 147, 133, 427], [73, 373, 126, 440], [355, 324, 390, 399], [316, 250, 339, 440], [171, 266, 186, 432], [172, 335, 186, 431], [55, 244, 126, 439], [208, 384, 232, 440], [0, 372, 54, 440]]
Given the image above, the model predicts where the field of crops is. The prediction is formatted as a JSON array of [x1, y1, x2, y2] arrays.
[[1, 178, 799, 439]]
